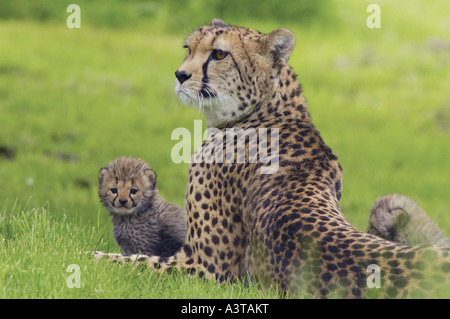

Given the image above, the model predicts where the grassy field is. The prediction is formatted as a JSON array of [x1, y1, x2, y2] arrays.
[[0, 0, 449, 298]]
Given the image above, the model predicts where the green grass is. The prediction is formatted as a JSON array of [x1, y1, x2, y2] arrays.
[[0, 205, 286, 298], [0, 0, 449, 298]]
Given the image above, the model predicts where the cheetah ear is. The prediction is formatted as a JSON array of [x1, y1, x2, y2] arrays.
[[264, 28, 296, 64], [144, 168, 157, 188], [392, 208, 410, 228], [98, 167, 108, 185], [210, 18, 227, 27]]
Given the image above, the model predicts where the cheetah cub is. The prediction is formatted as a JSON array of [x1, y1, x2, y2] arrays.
[[367, 193, 450, 247], [98, 157, 187, 257]]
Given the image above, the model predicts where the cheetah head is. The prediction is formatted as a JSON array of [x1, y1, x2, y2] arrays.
[[98, 157, 157, 215], [174, 18, 296, 128]]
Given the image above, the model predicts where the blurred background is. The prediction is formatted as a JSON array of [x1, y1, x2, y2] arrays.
[[0, 0, 449, 232], [0, 0, 334, 30]]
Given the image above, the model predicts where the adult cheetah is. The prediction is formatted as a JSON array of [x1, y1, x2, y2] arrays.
[[93, 19, 450, 298]]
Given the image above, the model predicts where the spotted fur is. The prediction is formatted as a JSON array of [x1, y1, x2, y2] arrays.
[[93, 20, 450, 298]]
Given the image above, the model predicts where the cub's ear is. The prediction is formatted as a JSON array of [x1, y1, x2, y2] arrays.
[[98, 167, 108, 184], [263, 28, 296, 64], [144, 168, 157, 188], [392, 208, 411, 229]]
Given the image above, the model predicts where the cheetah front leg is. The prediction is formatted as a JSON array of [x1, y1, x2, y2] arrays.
[[91, 250, 173, 265], [91, 251, 139, 262], [88, 247, 216, 280]]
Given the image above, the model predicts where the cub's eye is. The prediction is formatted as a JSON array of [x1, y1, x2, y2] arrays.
[[110, 188, 118, 194], [130, 189, 138, 195], [212, 49, 228, 60]]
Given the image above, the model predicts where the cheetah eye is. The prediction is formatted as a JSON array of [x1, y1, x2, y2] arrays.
[[183, 44, 191, 56], [130, 189, 138, 195], [110, 188, 118, 194], [212, 49, 228, 61]]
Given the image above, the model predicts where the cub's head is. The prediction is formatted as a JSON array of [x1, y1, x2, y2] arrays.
[[174, 18, 296, 128], [98, 157, 157, 215]]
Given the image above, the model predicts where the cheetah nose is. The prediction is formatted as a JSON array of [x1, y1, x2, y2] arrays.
[[175, 70, 192, 85], [118, 198, 128, 205]]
